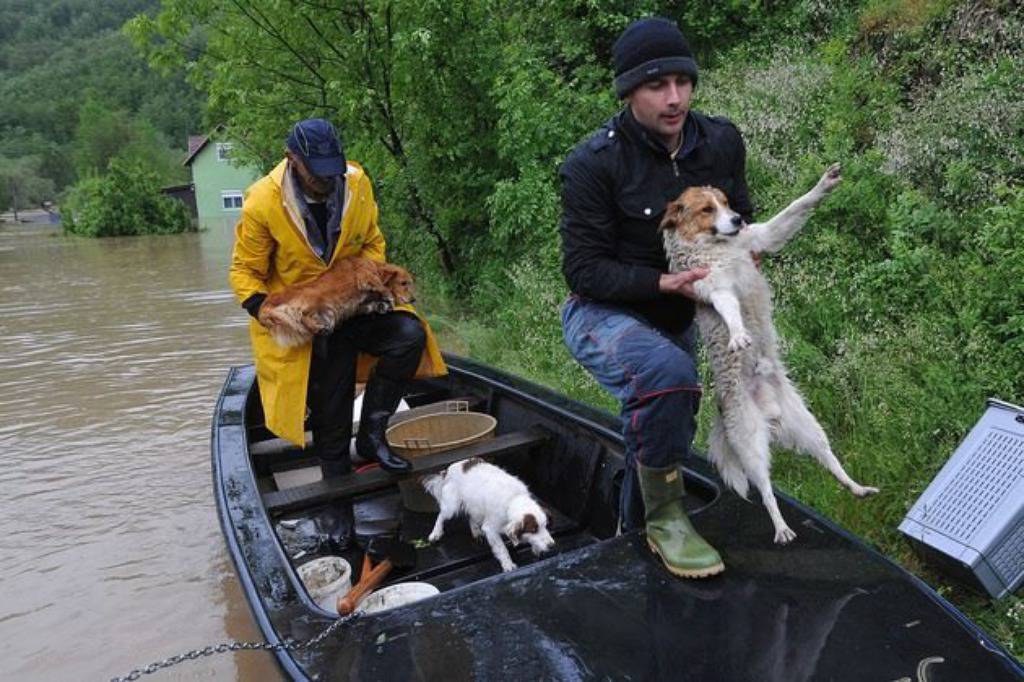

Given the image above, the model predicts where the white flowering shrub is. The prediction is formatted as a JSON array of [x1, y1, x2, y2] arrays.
[[877, 61, 1024, 206], [698, 48, 836, 188]]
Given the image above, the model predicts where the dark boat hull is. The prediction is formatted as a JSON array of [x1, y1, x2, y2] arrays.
[[212, 356, 1024, 681]]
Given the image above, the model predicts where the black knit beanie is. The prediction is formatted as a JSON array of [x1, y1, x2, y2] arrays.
[[613, 17, 698, 99]]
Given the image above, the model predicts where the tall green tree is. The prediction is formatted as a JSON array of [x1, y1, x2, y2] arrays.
[[0, 155, 56, 221], [72, 95, 140, 177], [130, 0, 497, 279], [72, 94, 187, 184], [126, 0, 648, 287]]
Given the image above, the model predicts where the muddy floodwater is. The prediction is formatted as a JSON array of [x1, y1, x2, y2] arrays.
[[0, 220, 283, 680]]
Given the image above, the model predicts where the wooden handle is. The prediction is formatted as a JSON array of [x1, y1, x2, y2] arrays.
[[360, 553, 372, 579], [336, 559, 393, 615]]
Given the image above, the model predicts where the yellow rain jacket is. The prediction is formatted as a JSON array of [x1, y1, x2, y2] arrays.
[[229, 159, 446, 446]]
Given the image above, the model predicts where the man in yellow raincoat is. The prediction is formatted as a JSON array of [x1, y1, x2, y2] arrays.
[[230, 119, 446, 547]]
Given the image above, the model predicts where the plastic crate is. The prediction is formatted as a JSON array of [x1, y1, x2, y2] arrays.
[[899, 399, 1024, 599]]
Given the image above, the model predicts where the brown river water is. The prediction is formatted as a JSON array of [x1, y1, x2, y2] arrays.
[[0, 220, 283, 680]]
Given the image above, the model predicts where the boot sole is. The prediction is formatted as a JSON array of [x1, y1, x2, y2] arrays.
[[647, 538, 725, 579]]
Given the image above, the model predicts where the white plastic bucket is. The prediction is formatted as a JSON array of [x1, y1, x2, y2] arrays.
[[355, 582, 440, 614], [297, 556, 352, 613]]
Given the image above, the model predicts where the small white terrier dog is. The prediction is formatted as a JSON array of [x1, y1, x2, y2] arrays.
[[423, 458, 555, 572], [660, 163, 879, 544]]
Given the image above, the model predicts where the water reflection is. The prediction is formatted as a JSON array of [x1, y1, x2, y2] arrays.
[[0, 221, 281, 680]]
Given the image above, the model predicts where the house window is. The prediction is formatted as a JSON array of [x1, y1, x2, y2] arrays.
[[221, 191, 244, 210], [216, 143, 232, 161]]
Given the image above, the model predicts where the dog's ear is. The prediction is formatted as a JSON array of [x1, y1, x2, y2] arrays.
[[376, 264, 394, 283], [505, 513, 539, 543], [504, 518, 523, 543], [377, 263, 405, 283], [659, 198, 686, 231]]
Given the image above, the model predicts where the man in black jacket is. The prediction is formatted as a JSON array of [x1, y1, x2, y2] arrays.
[[560, 17, 754, 578]]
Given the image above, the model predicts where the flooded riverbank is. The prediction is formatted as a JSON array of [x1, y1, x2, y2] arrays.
[[0, 220, 282, 680]]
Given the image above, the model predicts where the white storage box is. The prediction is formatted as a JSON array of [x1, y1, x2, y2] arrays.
[[899, 399, 1024, 599]]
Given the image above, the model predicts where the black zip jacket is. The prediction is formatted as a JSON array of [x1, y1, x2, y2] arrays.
[[559, 107, 754, 334]]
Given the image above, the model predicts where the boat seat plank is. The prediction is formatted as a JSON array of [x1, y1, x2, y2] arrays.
[[249, 395, 486, 459], [262, 426, 553, 515]]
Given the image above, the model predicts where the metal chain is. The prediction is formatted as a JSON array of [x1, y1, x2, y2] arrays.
[[109, 614, 354, 682]]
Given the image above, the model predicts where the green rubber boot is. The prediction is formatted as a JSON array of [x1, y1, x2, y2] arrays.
[[638, 464, 725, 578]]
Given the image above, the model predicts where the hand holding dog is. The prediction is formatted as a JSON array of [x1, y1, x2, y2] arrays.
[[256, 301, 273, 329], [659, 267, 710, 300]]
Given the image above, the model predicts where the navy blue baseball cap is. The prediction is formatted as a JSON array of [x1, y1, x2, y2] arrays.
[[286, 118, 346, 177]]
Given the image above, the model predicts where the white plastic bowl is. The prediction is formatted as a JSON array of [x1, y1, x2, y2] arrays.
[[297, 556, 352, 613], [356, 582, 440, 614]]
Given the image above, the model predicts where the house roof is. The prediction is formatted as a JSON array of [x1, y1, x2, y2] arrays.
[[183, 125, 226, 166], [183, 135, 212, 166]]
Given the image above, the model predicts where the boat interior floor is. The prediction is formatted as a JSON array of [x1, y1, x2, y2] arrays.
[[251, 388, 611, 605], [249, 383, 715, 610], [283, 490, 595, 596]]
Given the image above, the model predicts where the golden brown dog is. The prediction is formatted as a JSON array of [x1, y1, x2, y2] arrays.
[[258, 257, 415, 348]]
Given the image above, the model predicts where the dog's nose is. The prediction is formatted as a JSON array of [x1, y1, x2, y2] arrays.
[[731, 216, 742, 227]]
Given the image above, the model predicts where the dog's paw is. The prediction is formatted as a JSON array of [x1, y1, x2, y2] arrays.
[[500, 560, 517, 573], [849, 483, 880, 498], [728, 331, 752, 352], [428, 529, 443, 543], [817, 162, 842, 192], [774, 526, 797, 544]]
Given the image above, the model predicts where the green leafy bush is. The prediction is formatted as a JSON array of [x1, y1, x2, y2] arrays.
[[859, 0, 957, 33], [63, 157, 193, 237]]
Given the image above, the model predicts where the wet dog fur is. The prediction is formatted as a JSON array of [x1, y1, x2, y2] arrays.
[[423, 458, 555, 572], [659, 164, 878, 544], [259, 257, 415, 348]]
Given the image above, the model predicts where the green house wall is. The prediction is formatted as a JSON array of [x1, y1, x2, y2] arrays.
[[189, 139, 262, 229]]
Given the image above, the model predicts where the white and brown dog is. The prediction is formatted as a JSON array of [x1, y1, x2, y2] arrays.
[[423, 458, 555, 572], [660, 163, 878, 544]]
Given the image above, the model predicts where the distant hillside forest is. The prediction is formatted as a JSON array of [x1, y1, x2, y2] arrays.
[[0, 0, 203, 214]]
